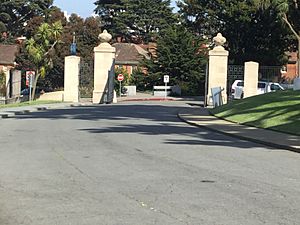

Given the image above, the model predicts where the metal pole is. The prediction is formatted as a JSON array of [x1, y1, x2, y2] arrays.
[[119, 81, 121, 97], [165, 82, 167, 100], [298, 38, 300, 77], [29, 76, 32, 102], [204, 62, 209, 107]]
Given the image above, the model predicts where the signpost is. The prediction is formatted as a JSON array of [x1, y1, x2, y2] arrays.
[[117, 74, 124, 96], [164, 75, 169, 99], [26, 71, 35, 101]]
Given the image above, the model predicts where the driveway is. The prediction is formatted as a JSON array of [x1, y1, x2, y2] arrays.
[[0, 101, 299, 225]]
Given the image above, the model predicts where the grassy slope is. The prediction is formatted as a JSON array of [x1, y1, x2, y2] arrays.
[[210, 90, 300, 136]]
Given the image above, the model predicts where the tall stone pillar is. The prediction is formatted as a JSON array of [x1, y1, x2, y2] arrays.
[[3, 67, 10, 99], [244, 61, 259, 98], [64, 56, 80, 102], [93, 30, 116, 104], [207, 33, 229, 105], [12, 70, 21, 98]]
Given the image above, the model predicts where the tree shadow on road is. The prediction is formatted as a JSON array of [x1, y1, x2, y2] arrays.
[[15, 102, 275, 150]]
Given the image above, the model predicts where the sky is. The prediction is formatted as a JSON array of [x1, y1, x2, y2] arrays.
[[53, 0, 179, 18]]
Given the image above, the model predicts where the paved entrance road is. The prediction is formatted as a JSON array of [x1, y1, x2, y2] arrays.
[[0, 101, 300, 225]]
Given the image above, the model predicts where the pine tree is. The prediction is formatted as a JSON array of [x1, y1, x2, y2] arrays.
[[0, 0, 54, 41], [256, 0, 300, 74], [94, 0, 177, 43], [178, 0, 291, 65], [142, 25, 208, 95]]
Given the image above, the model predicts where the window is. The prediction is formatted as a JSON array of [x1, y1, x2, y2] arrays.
[[270, 84, 281, 91], [258, 83, 266, 88]]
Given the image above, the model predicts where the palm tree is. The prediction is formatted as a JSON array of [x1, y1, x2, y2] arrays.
[[26, 21, 63, 100]]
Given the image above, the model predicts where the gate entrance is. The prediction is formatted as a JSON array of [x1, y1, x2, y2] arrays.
[[259, 66, 281, 82], [227, 65, 244, 96], [79, 59, 94, 102], [227, 65, 282, 95]]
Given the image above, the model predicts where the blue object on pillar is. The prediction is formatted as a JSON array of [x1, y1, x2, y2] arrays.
[[70, 43, 77, 55]]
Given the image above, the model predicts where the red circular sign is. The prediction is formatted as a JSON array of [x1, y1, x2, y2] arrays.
[[117, 74, 124, 81]]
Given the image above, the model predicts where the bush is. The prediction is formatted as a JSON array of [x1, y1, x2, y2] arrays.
[[130, 68, 151, 91], [179, 81, 205, 96]]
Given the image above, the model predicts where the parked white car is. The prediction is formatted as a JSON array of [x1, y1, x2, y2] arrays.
[[231, 80, 284, 99]]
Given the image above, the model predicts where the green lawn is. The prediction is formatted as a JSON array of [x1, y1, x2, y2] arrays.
[[210, 90, 300, 136], [0, 100, 62, 109]]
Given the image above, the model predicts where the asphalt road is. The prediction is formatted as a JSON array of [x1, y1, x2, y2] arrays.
[[0, 101, 300, 225]]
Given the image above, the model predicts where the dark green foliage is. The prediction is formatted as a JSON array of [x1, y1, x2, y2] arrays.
[[178, 0, 291, 65], [46, 14, 102, 90], [130, 68, 151, 91], [94, 0, 176, 43], [94, 0, 126, 37], [0, 0, 54, 40], [142, 25, 207, 95]]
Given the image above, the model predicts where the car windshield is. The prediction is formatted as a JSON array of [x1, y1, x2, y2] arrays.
[[237, 82, 244, 86], [258, 83, 266, 88], [271, 84, 283, 91]]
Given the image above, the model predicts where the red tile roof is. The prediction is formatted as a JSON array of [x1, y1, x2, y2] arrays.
[[0, 44, 19, 66], [113, 43, 150, 65]]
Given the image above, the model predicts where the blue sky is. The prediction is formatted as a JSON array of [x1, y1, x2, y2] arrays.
[[53, 0, 178, 18]]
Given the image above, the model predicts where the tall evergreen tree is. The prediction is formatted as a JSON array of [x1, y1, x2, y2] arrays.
[[256, 0, 300, 74], [0, 0, 54, 41], [94, 0, 177, 43], [142, 25, 208, 95], [178, 0, 291, 65], [94, 0, 125, 37]]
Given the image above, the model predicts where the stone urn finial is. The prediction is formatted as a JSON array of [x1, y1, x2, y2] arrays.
[[213, 33, 226, 50], [98, 30, 112, 43]]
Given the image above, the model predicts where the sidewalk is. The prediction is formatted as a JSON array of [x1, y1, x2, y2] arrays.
[[117, 92, 175, 102], [178, 107, 300, 153], [0, 102, 90, 119], [117, 92, 204, 102]]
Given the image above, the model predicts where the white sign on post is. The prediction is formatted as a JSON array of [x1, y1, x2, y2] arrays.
[[163, 75, 169, 99], [164, 75, 169, 83]]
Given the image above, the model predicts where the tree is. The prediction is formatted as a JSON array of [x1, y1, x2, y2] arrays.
[[178, 0, 291, 65], [0, 0, 54, 40], [94, 0, 177, 43], [94, 0, 125, 37], [14, 7, 67, 90], [25, 21, 63, 99], [255, 0, 300, 75], [142, 25, 208, 95]]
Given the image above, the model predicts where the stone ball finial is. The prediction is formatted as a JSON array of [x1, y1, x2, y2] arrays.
[[99, 30, 112, 43], [213, 33, 226, 48]]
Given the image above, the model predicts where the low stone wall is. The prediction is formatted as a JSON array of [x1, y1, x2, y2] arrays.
[[38, 91, 64, 101], [124, 86, 136, 96]]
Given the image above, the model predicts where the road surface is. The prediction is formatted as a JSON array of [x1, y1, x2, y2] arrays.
[[0, 101, 299, 225]]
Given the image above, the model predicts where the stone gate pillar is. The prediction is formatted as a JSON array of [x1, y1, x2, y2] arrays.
[[207, 33, 229, 105], [93, 30, 116, 104], [64, 56, 80, 102], [244, 61, 259, 98]]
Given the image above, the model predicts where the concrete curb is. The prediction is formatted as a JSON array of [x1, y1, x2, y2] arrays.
[[0, 103, 92, 119], [178, 110, 300, 153], [118, 97, 176, 102]]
